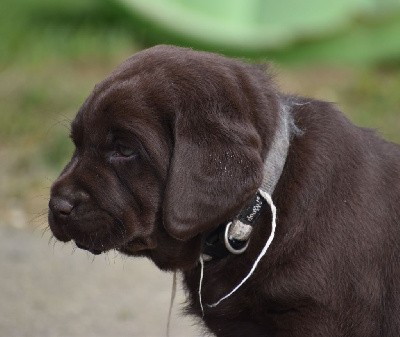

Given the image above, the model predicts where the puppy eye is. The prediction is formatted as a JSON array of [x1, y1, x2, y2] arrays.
[[114, 144, 138, 158]]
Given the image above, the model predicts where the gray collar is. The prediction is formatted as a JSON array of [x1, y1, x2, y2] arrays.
[[203, 101, 295, 260], [226, 101, 293, 245], [261, 102, 292, 194]]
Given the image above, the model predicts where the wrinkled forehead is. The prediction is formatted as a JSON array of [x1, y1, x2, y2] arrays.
[[71, 71, 175, 141], [74, 44, 239, 133]]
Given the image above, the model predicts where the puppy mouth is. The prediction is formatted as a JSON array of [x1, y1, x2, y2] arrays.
[[74, 241, 104, 255], [72, 236, 157, 256], [49, 213, 156, 255]]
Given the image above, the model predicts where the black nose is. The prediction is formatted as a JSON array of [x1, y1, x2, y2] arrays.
[[49, 197, 74, 217]]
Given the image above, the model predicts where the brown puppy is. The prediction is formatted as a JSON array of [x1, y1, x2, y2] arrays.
[[48, 45, 400, 337]]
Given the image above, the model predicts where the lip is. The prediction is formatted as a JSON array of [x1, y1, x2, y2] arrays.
[[74, 241, 103, 255], [70, 232, 157, 256]]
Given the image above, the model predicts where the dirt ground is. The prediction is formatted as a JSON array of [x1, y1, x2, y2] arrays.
[[0, 224, 209, 337]]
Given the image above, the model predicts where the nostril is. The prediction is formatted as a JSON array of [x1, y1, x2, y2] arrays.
[[50, 197, 74, 217]]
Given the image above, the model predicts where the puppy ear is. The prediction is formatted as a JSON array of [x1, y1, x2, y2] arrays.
[[162, 107, 264, 241]]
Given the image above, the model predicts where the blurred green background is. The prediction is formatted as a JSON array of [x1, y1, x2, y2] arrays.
[[0, 0, 399, 229], [0, 1, 399, 336]]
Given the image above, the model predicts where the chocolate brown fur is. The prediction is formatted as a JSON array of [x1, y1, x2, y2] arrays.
[[49, 45, 400, 336]]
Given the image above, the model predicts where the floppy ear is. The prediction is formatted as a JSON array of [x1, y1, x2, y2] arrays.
[[162, 105, 265, 241]]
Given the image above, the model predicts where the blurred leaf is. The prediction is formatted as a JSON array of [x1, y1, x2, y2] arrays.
[[109, 0, 400, 65], [267, 13, 400, 66]]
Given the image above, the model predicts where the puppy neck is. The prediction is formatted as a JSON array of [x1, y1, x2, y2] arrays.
[[202, 99, 296, 261], [198, 101, 297, 313]]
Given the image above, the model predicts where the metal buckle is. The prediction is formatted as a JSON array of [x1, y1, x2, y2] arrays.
[[224, 221, 250, 254]]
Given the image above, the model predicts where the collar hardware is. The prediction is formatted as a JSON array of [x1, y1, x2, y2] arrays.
[[224, 221, 249, 254], [202, 191, 268, 261]]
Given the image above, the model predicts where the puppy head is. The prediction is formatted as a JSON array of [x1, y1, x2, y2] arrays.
[[48, 45, 279, 270]]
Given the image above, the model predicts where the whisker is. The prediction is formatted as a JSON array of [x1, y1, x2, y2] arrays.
[[30, 209, 48, 223], [112, 249, 119, 263], [48, 234, 55, 246], [71, 246, 77, 255], [45, 116, 73, 137], [44, 176, 55, 184], [48, 235, 58, 254], [31, 194, 51, 199], [41, 226, 51, 238], [104, 251, 111, 265]]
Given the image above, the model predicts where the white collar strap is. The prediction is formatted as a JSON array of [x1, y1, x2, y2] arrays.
[[199, 101, 297, 313]]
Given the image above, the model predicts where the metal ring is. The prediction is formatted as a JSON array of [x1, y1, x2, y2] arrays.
[[224, 222, 249, 254]]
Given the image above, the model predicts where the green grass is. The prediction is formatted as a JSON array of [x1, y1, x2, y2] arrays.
[[0, 0, 399, 226], [0, 0, 135, 67]]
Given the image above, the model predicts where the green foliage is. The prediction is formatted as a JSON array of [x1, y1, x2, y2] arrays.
[[110, 0, 400, 65], [0, 0, 134, 67], [268, 14, 400, 66], [2, 0, 400, 67]]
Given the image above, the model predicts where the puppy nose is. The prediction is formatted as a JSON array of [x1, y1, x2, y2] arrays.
[[49, 197, 74, 217]]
